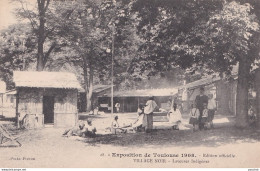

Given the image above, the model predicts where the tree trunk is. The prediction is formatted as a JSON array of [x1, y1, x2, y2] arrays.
[[235, 58, 251, 128], [255, 68, 260, 127], [83, 55, 93, 112], [83, 56, 88, 112], [36, 0, 46, 71], [86, 59, 93, 111]]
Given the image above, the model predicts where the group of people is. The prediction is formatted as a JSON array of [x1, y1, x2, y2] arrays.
[[111, 96, 185, 134], [189, 87, 216, 131], [63, 87, 216, 138], [62, 119, 97, 138], [111, 96, 158, 134]]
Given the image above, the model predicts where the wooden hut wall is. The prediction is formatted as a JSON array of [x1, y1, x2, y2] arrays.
[[54, 89, 78, 127], [18, 88, 78, 127], [18, 88, 43, 115], [1, 94, 16, 118]]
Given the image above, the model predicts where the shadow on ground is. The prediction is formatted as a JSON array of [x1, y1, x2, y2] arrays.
[[82, 117, 260, 148], [1, 115, 260, 149]]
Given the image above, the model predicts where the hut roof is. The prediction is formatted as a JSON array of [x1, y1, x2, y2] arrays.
[[5, 89, 16, 95], [93, 85, 111, 93], [107, 88, 178, 97], [79, 84, 111, 93], [182, 76, 221, 90], [13, 71, 81, 89]]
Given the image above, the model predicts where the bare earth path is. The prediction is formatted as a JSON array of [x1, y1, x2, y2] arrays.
[[0, 113, 260, 168]]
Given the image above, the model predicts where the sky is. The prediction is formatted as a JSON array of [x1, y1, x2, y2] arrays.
[[0, 0, 36, 30], [0, 0, 17, 30]]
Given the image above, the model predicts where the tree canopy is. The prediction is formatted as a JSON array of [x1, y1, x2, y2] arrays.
[[1, 0, 259, 126]]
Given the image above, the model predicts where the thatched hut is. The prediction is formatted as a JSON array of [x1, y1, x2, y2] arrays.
[[13, 71, 81, 128]]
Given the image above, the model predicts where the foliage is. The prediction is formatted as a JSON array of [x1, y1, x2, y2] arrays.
[[0, 24, 37, 89], [129, 0, 224, 78], [43, 0, 141, 110], [189, 1, 260, 75], [130, 0, 259, 77], [130, 0, 260, 127], [14, 0, 59, 71]]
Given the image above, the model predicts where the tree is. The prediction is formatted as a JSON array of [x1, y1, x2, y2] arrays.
[[49, 0, 138, 111], [195, 2, 260, 127], [15, 0, 57, 71], [0, 23, 37, 89], [131, 0, 260, 128], [129, 0, 223, 77]]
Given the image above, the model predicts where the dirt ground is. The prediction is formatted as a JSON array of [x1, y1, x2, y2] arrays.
[[0, 113, 260, 168]]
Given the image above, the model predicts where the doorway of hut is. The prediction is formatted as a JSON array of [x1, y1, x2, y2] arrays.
[[43, 96, 55, 125]]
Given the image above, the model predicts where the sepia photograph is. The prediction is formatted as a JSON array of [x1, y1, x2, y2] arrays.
[[0, 0, 259, 169]]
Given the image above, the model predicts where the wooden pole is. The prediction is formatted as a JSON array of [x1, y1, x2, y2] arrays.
[[111, 28, 114, 116], [1, 93, 4, 116], [16, 88, 20, 128], [111, 0, 116, 116], [123, 98, 125, 113]]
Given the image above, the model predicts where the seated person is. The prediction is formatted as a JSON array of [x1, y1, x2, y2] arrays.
[[201, 103, 209, 129], [189, 104, 200, 132], [248, 105, 257, 126], [111, 116, 126, 134], [93, 107, 99, 115], [81, 119, 97, 138], [62, 122, 85, 137], [115, 104, 146, 133], [167, 103, 182, 130], [132, 104, 145, 131]]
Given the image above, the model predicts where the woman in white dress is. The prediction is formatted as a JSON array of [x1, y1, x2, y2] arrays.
[[167, 103, 182, 130]]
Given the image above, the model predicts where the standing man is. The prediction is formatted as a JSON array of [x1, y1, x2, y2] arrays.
[[195, 87, 208, 130], [115, 103, 120, 113], [143, 96, 157, 133]]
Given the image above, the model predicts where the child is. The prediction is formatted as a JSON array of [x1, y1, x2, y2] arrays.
[[189, 104, 199, 132], [168, 103, 182, 130], [207, 94, 216, 128], [248, 105, 257, 127], [111, 116, 126, 134], [201, 103, 209, 129]]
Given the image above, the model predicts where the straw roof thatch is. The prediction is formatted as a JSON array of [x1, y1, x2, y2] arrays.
[[13, 71, 81, 89]]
